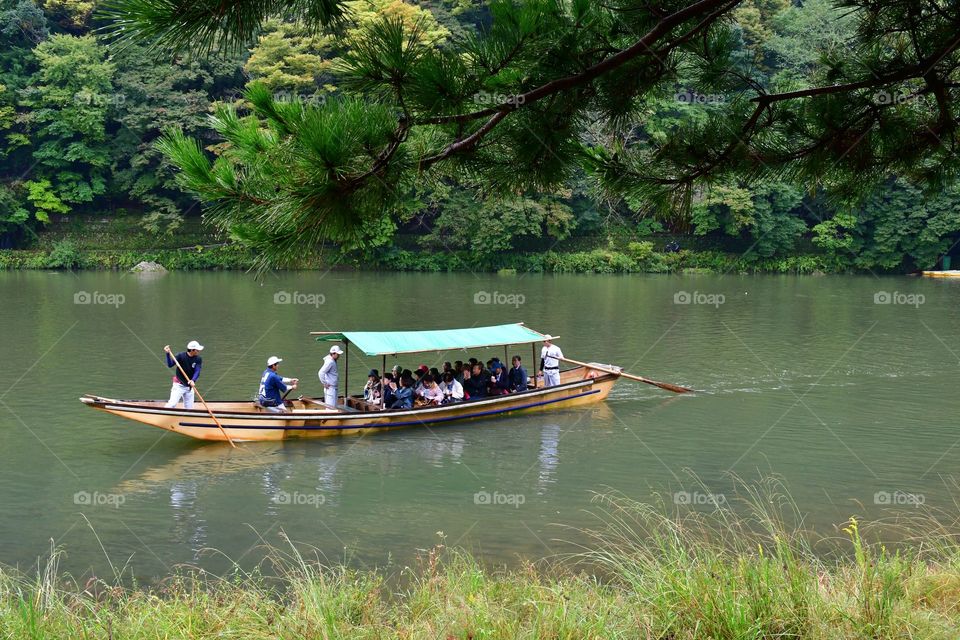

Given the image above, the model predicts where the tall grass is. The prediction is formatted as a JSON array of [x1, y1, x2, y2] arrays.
[[4, 479, 960, 638]]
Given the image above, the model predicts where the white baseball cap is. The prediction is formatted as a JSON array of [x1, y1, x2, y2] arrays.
[[267, 356, 283, 366], [542, 335, 555, 341], [187, 340, 204, 351], [330, 345, 344, 355]]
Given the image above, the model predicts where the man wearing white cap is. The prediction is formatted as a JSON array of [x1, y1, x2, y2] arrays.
[[539, 335, 564, 388], [257, 356, 298, 413], [318, 345, 343, 408], [163, 340, 204, 408]]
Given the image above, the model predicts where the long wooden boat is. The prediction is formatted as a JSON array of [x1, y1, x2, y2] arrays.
[[922, 270, 960, 278], [80, 324, 622, 443]]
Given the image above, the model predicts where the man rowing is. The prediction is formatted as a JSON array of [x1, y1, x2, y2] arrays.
[[163, 340, 203, 408], [318, 345, 343, 408], [257, 356, 299, 413], [539, 335, 564, 387]]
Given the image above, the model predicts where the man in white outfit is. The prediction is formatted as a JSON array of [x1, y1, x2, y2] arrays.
[[318, 345, 343, 407], [539, 335, 564, 387]]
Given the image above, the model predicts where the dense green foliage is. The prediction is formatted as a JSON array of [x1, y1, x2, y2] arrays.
[[1, 0, 959, 273]]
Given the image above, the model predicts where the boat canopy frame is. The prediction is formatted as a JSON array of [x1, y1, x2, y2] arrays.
[[310, 323, 554, 356]]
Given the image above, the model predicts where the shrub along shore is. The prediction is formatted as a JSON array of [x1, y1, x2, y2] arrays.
[[5, 491, 960, 639], [0, 217, 857, 274]]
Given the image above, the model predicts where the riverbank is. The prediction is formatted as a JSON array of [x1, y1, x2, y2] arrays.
[[6, 493, 960, 639], [0, 218, 840, 274]]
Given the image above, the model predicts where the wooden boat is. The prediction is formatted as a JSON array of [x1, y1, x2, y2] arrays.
[[80, 324, 623, 443], [922, 270, 960, 278]]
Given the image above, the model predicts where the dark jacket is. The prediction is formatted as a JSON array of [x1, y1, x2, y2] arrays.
[[508, 365, 528, 392], [463, 375, 487, 399]]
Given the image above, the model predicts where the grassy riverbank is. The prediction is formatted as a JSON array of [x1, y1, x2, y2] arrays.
[[5, 490, 960, 639], [0, 218, 840, 274]]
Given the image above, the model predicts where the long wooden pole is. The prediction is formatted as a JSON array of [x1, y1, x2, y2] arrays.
[[166, 350, 237, 447], [560, 357, 693, 394]]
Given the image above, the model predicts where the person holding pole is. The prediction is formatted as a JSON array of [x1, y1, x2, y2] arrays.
[[318, 345, 343, 407], [539, 335, 564, 387], [163, 340, 203, 408], [257, 356, 299, 413]]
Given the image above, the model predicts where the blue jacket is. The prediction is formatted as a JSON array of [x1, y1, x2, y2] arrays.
[[257, 368, 288, 405], [391, 385, 413, 409]]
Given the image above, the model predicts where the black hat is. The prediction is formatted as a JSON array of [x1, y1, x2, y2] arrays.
[[368, 369, 379, 377]]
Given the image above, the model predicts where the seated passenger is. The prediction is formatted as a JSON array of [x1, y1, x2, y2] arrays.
[[382, 373, 397, 407], [454, 361, 465, 382], [418, 375, 444, 406], [508, 356, 528, 392], [489, 362, 510, 395], [391, 375, 414, 409], [440, 372, 464, 403], [363, 369, 381, 403], [463, 363, 487, 399], [414, 365, 429, 391]]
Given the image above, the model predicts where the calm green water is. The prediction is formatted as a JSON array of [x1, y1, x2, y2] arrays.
[[0, 270, 957, 581]]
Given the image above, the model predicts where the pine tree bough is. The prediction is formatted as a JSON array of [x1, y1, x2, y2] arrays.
[[104, 0, 960, 267]]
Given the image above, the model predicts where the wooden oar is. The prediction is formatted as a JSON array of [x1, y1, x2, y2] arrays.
[[560, 357, 694, 394], [166, 350, 237, 447]]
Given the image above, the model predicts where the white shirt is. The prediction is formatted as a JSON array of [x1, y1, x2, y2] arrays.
[[541, 344, 563, 368], [441, 379, 464, 400], [420, 384, 444, 404], [318, 355, 338, 387]]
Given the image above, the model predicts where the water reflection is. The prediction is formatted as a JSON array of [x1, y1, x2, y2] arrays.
[[536, 424, 561, 494]]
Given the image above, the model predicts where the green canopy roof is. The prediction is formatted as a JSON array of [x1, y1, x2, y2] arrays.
[[312, 323, 550, 356]]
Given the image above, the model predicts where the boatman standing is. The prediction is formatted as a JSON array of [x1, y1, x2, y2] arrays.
[[539, 335, 564, 387], [163, 340, 203, 408], [257, 356, 298, 413], [318, 345, 344, 408]]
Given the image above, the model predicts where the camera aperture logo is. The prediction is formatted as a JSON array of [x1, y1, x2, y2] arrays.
[[674, 491, 726, 506], [873, 291, 924, 308], [673, 291, 725, 308], [73, 491, 125, 508], [274, 290, 325, 308], [473, 290, 525, 308], [272, 491, 326, 507], [874, 490, 925, 507], [74, 291, 125, 308], [473, 491, 525, 508]]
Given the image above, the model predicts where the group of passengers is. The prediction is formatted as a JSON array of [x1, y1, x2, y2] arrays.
[[362, 355, 531, 409], [162, 335, 564, 414]]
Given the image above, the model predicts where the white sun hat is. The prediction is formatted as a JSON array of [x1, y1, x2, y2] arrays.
[[187, 340, 204, 351], [330, 345, 344, 354], [267, 356, 283, 366]]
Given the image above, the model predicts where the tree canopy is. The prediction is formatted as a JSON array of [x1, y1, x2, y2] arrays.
[[101, 0, 960, 267]]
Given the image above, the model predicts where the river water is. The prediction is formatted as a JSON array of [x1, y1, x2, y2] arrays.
[[0, 270, 956, 581]]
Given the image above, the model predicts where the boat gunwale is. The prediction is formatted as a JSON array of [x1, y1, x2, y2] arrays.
[[80, 372, 618, 421]]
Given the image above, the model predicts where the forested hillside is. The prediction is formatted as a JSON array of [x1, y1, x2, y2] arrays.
[[1, 0, 958, 272]]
